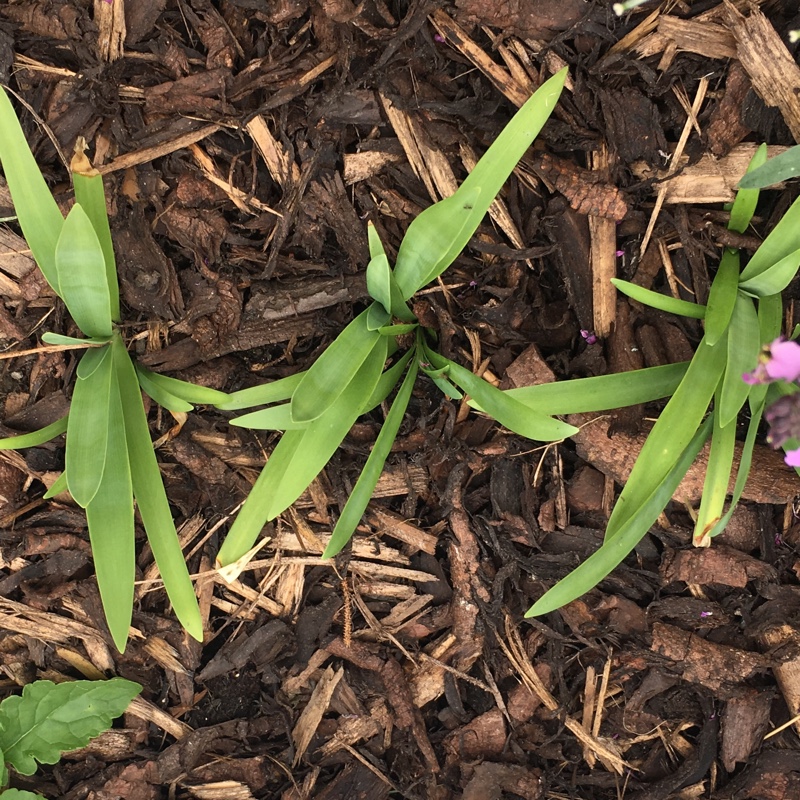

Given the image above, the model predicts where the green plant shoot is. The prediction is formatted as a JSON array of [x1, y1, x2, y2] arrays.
[[0, 88, 228, 650]]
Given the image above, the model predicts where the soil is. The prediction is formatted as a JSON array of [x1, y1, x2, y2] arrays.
[[1, 1, 800, 799]]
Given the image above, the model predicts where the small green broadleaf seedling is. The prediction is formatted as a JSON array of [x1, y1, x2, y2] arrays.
[[214, 67, 702, 570], [509, 143, 800, 617], [0, 88, 228, 650], [0, 678, 140, 800]]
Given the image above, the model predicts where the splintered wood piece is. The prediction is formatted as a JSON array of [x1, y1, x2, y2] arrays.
[[633, 143, 790, 203], [188, 143, 280, 216], [661, 545, 778, 589], [0, 228, 37, 298], [379, 93, 457, 203], [589, 146, 618, 338], [569, 413, 800, 506], [724, 2, 800, 142], [270, 529, 413, 565], [531, 153, 628, 221], [99, 123, 222, 175], [367, 508, 438, 554], [721, 688, 773, 771], [292, 665, 344, 765], [127, 695, 192, 740], [635, 15, 736, 61], [93, 0, 125, 62], [652, 622, 766, 696], [429, 10, 530, 108], [245, 114, 300, 187], [343, 145, 404, 185], [498, 616, 628, 773], [757, 622, 800, 735]]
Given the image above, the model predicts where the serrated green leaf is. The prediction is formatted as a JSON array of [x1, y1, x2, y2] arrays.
[[0, 748, 7, 787], [738, 247, 800, 297], [86, 367, 135, 652], [605, 332, 728, 540], [111, 335, 203, 642], [324, 358, 420, 559], [499, 362, 689, 413], [424, 348, 577, 441], [0, 788, 47, 800], [55, 204, 113, 338], [216, 372, 306, 411], [72, 168, 119, 321], [705, 248, 740, 347], [526, 414, 713, 617], [66, 346, 113, 507], [0, 88, 64, 290], [218, 336, 389, 566], [728, 143, 767, 233], [290, 308, 382, 423], [0, 416, 68, 451], [0, 678, 140, 776], [393, 68, 567, 298], [611, 278, 706, 319], [718, 291, 760, 427], [738, 143, 800, 189]]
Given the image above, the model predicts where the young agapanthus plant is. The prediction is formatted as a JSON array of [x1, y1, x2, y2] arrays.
[[0, 677, 140, 800], [215, 67, 697, 570], [0, 88, 223, 650], [507, 142, 800, 617]]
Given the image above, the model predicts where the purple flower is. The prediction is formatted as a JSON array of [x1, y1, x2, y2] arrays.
[[785, 448, 800, 467], [743, 338, 800, 384], [580, 329, 598, 345], [766, 338, 800, 382]]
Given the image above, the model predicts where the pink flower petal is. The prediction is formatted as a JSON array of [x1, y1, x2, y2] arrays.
[[784, 447, 800, 467], [766, 338, 800, 382]]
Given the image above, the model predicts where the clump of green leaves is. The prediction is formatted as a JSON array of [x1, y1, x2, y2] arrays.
[[506, 143, 800, 617], [214, 68, 692, 570], [0, 88, 225, 650], [0, 677, 141, 800]]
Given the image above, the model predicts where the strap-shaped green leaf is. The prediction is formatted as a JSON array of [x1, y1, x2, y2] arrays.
[[86, 368, 135, 652], [605, 333, 727, 540], [0, 416, 68, 451], [137, 364, 228, 409], [218, 336, 389, 566], [43, 470, 68, 499], [0, 87, 64, 290], [378, 323, 418, 335], [365, 250, 417, 323], [135, 368, 193, 413], [693, 389, 736, 545], [739, 194, 800, 282], [611, 278, 706, 319], [76, 344, 111, 380], [728, 143, 767, 233], [55, 204, 113, 338], [525, 414, 713, 617], [718, 291, 760, 427], [0, 678, 140, 776], [367, 221, 387, 260], [72, 165, 119, 321], [425, 348, 577, 441], [231, 403, 307, 431], [366, 299, 392, 331], [500, 362, 689, 413], [111, 335, 203, 642], [361, 348, 415, 412], [41, 333, 111, 347], [421, 362, 463, 399], [738, 247, 800, 297], [738, 143, 800, 189], [705, 248, 740, 347], [290, 308, 382, 423], [323, 358, 420, 560], [66, 346, 113, 508], [393, 68, 568, 298], [216, 371, 306, 411]]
